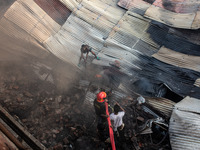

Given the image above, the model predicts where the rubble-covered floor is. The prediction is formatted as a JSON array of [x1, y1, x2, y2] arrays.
[[0, 61, 171, 150]]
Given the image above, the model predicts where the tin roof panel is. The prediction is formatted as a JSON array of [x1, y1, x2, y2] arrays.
[[169, 109, 200, 150]]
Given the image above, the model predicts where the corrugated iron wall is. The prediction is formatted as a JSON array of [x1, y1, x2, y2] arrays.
[[169, 97, 200, 150]]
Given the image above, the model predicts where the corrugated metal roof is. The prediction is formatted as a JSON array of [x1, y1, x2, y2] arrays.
[[2, 0, 199, 100], [144, 5, 196, 29], [0, 17, 49, 59], [146, 97, 175, 117], [169, 97, 200, 150], [59, 0, 80, 11], [117, 0, 151, 11], [108, 11, 161, 50], [118, 0, 200, 14], [168, 28, 200, 46], [0, 131, 18, 150], [3, 0, 60, 42], [175, 96, 200, 113], [0, 0, 15, 20], [192, 11, 200, 29], [194, 78, 200, 87], [152, 0, 200, 13], [170, 109, 200, 150], [153, 46, 200, 72], [1, 0, 200, 149], [34, 0, 71, 25], [44, 13, 107, 66], [118, 0, 200, 29], [44, 0, 125, 66]]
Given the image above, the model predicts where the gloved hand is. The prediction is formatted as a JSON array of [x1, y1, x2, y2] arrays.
[[96, 56, 100, 60], [77, 63, 81, 67]]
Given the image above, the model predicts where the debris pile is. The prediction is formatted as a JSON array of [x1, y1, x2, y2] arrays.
[[0, 62, 171, 149]]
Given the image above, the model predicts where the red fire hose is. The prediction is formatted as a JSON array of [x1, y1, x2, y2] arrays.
[[105, 102, 116, 150]]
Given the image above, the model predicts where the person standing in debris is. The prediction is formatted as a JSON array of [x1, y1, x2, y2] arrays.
[[110, 102, 125, 136], [78, 44, 100, 66], [102, 60, 126, 90], [110, 102, 126, 149]]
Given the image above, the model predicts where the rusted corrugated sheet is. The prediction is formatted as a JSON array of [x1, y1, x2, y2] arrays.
[[153, 0, 200, 13], [118, 0, 200, 29], [34, 0, 71, 25], [0, 131, 18, 150], [0, 106, 46, 149], [146, 97, 175, 117], [169, 97, 200, 150], [118, 0, 200, 13]]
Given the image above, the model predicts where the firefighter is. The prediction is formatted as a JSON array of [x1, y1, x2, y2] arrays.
[[78, 44, 100, 66], [94, 91, 112, 148], [94, 91, 108, 125]]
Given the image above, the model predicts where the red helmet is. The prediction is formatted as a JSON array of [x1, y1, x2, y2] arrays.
[[97, 92, 107, 102]]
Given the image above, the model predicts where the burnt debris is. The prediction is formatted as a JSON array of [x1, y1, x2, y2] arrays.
[[0, 61, 172, 150]]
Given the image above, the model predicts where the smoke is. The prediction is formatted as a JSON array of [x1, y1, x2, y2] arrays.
[[132, 77, 155, 96], [0, 0, 15, 20]]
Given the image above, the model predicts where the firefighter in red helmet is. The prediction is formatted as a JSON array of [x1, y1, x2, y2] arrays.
[[94, 91, 108, 125], [94, 91, 111, 144]]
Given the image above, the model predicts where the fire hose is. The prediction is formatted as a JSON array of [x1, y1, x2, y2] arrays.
[[105, 102, 116, 150]]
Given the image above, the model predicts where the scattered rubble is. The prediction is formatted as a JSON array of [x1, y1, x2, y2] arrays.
[[0, 62, 171, 150]]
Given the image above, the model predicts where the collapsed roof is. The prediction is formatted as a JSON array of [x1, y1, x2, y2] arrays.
[[0, 0, 200, 149]]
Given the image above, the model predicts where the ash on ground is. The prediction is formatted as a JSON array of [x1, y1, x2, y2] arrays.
[[0, 61, 171, 150]]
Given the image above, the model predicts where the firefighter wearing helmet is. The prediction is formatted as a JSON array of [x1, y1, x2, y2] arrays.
[[94, 91, 108, 125]]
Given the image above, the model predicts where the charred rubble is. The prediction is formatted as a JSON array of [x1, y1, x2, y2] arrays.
[[0, 61, 171, 150]]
